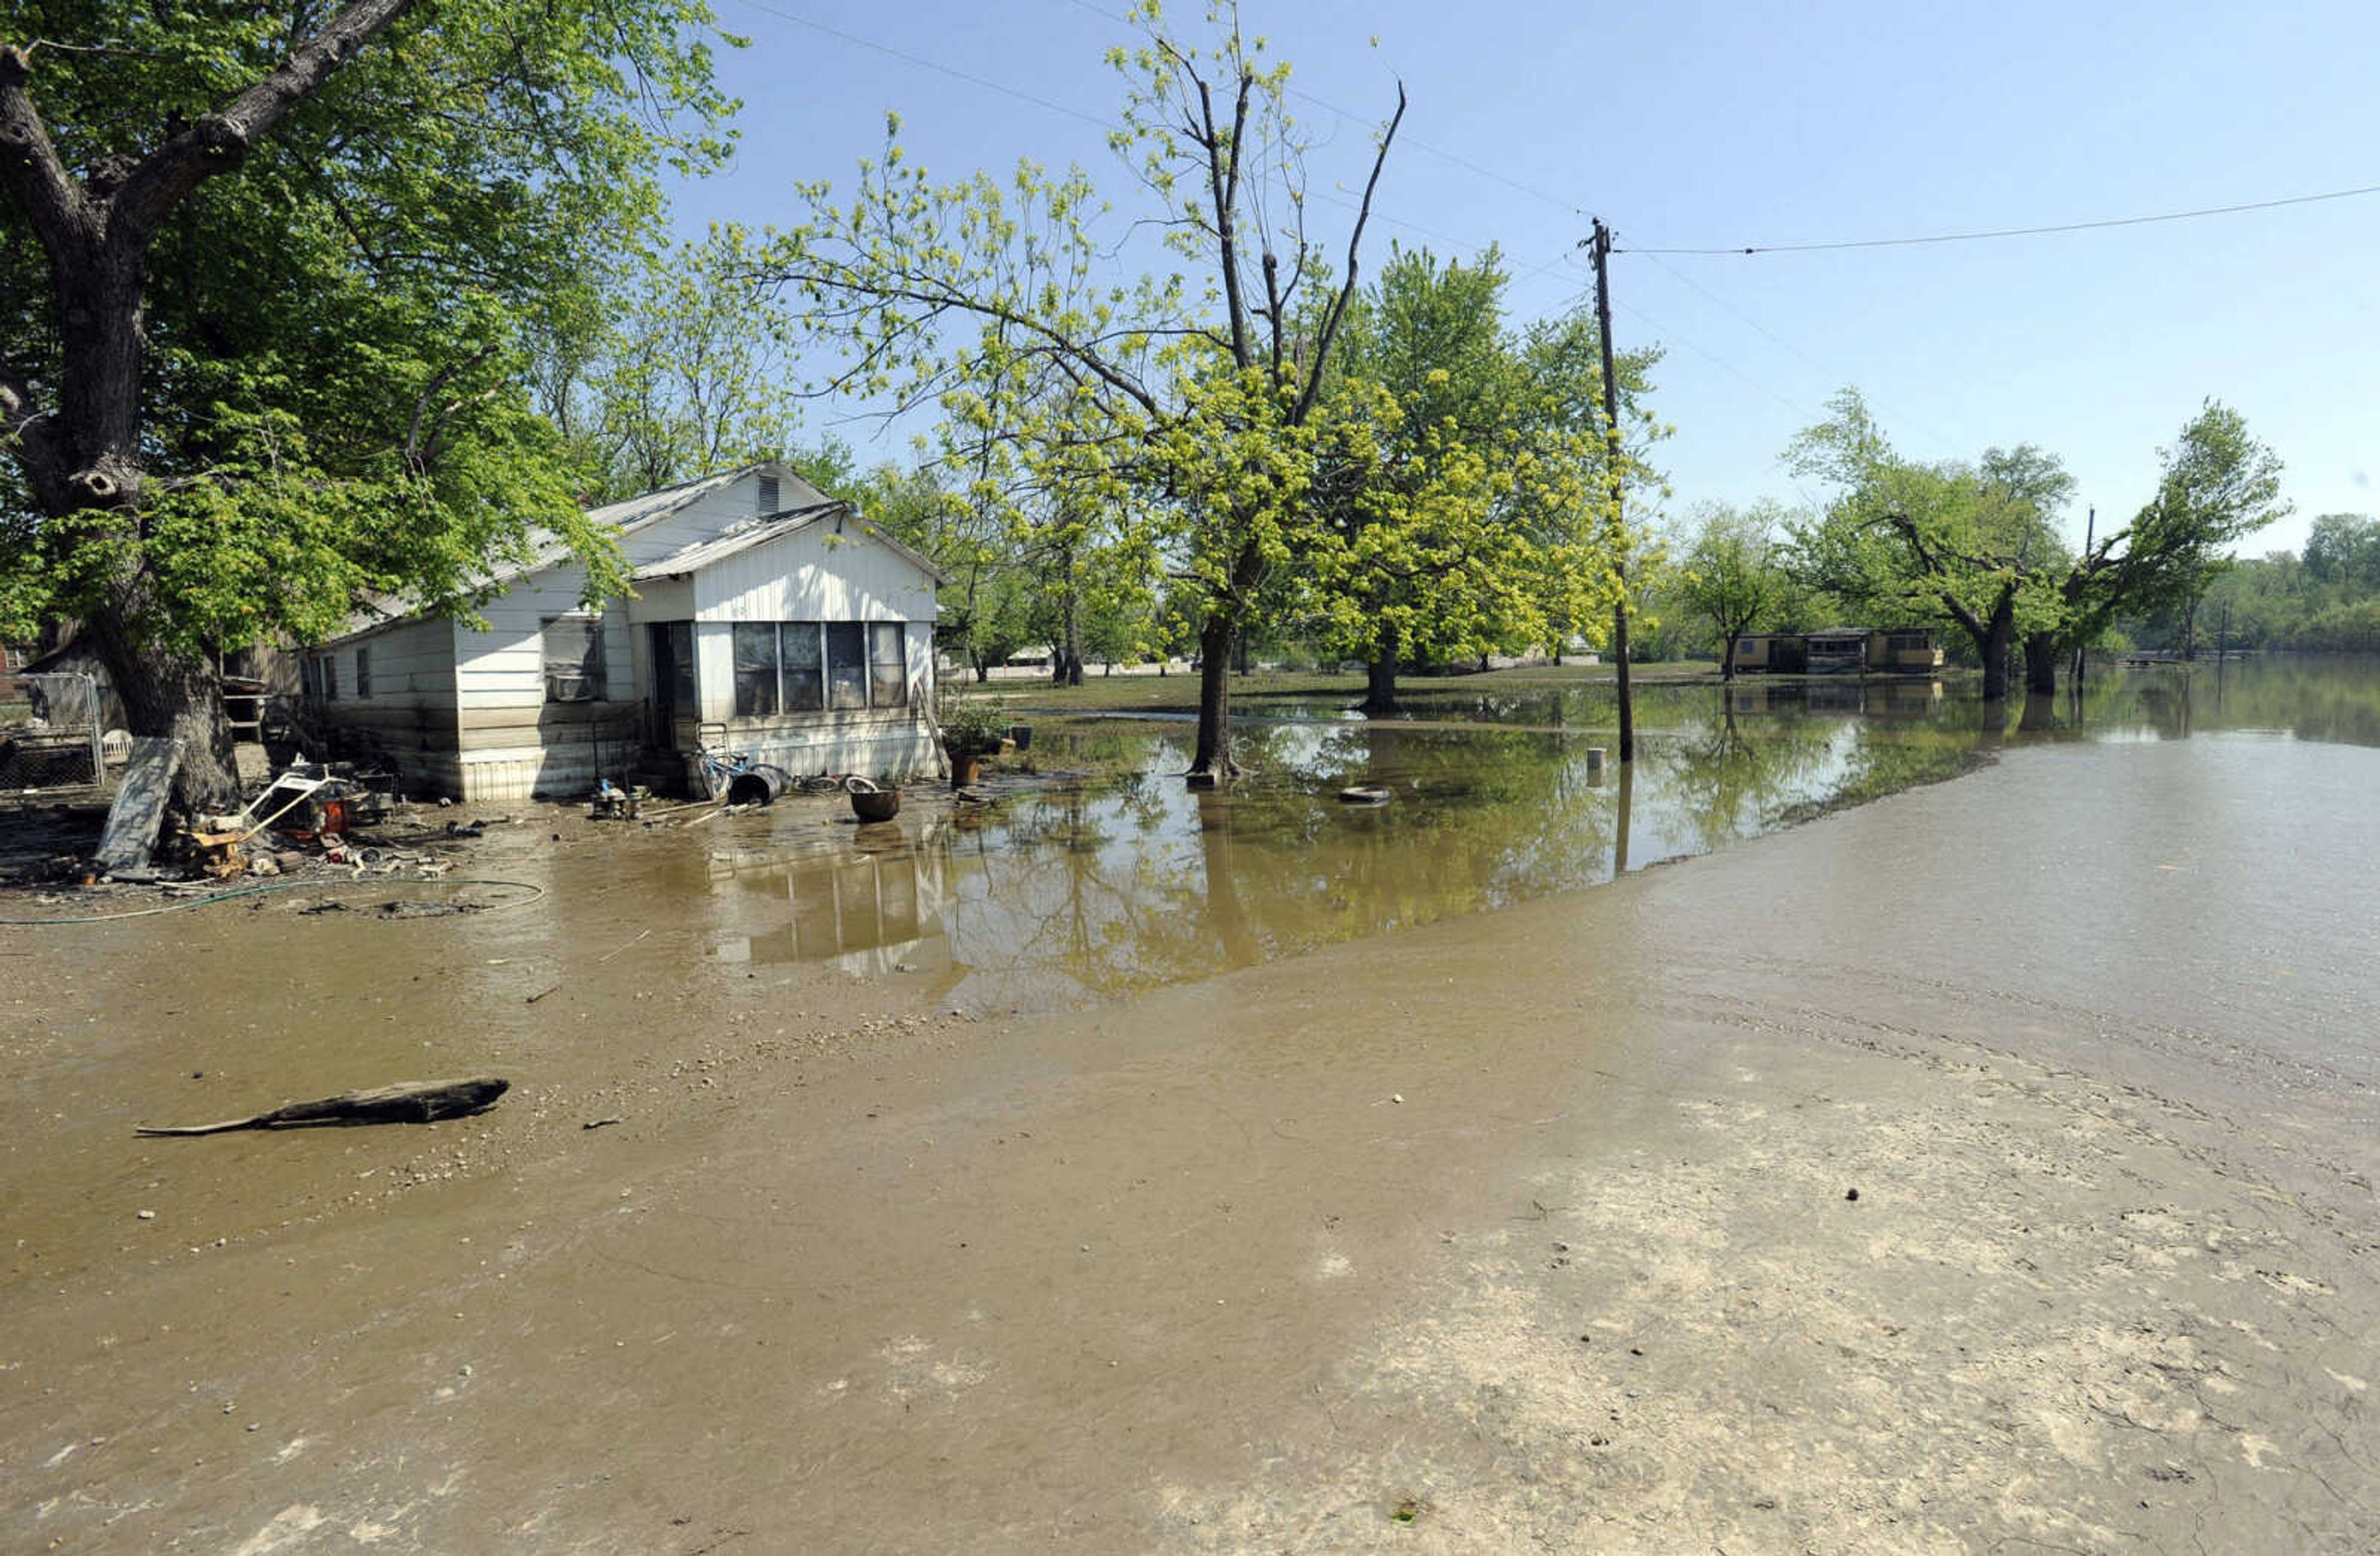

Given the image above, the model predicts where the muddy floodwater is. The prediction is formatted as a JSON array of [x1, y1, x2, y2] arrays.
[[5, 658, 2379, 1552]]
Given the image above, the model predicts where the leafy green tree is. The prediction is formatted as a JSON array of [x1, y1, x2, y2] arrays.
[[0, 1, 735, 807], [2304, 514, 2380, 588], [1504, 307, 1666, 675], [1786, 389, 2072, 699], [1308, 244, 1523, 709], [539, 232, 806, 502], [2037, 400, 2287, 681], [760, 1, 1404, 783], [1678, 501, 1791, 678]]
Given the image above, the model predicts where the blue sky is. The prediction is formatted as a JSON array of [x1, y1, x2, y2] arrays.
[[668, 0, 2378, 556]]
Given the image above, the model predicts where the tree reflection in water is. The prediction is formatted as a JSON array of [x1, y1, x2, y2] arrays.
[[702, 658, 2380, 1013]]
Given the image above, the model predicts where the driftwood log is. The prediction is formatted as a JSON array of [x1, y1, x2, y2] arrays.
[[134, 1076, 509, 1136]]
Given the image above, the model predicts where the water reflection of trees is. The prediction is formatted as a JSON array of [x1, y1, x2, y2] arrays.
[[2065, 658, 2380, 747], [716, 661, 2380, 1012]]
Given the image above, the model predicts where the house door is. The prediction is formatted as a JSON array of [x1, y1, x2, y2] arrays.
[[647, 622, 695, 748]]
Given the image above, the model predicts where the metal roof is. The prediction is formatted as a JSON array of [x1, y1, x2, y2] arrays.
[[318, 462, 851, 645], [632, 501, 952, 586]]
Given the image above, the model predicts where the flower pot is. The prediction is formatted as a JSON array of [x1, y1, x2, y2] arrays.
[[848, 786, 902, 824], [1007, 723, 1033, 751], [950, 753, 982, 787]]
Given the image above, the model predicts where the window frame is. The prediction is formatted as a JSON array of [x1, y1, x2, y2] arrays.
[[541, 614, 607, 704], [724, 619, 911, 721], [868, 622, 907, 708], [732, 621, 782, 718]]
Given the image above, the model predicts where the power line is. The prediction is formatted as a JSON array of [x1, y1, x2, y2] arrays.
[[1621, 237, 1963, 448], [721, 0, 1571, 283], [721, 0, 1113, 130], [717, 1, 1808, 420], [1610, 296, 1816, 422], [1049, 0, 1589, 220], [1621, 182, 2380, 256]]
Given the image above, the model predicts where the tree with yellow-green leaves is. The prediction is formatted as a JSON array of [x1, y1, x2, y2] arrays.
[[759, 1, 1403, 783]]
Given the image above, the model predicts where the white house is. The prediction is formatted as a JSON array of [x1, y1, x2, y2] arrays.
[[302, 462, 946, 802]]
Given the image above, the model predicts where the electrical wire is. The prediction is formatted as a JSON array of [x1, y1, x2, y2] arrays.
[[720, 0, 1560, 273], [0, 877, 548, 926], [1621, 182, 2380, 256]]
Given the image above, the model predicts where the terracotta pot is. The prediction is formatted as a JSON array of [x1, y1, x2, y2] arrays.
[[950, 753, 982, 788]]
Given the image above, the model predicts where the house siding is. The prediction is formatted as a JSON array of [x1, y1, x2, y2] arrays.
[[305, 466, 937, 802], [674, 523, 941, 786]]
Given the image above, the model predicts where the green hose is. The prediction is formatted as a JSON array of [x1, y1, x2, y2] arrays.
[[0, 876, 547, 926]]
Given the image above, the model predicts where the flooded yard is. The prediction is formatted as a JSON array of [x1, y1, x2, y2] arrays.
[[4, 658, 2377, 1552], [702, 656, 2373, 1013]]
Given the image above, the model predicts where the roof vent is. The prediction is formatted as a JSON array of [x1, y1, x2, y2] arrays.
[[757, 473, 780, 515]]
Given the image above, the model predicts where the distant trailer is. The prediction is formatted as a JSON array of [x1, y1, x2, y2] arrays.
[[1730, 627, 1944, 676]]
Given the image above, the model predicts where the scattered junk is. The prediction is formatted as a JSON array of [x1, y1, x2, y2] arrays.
[[588, 778, 643, 821], [725, 764, 791, 807], [134, 1076, 509, 1136], [695, 740, 796, 807], [847, 775, 902, 824], [94, 737, 181, 879], [2, 671, 107, 793], [181, 759, 401, 878]]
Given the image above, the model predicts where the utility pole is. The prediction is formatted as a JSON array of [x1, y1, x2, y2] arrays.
[[2072, 506, 2094, 689], [1589, 219, 1634, 763]]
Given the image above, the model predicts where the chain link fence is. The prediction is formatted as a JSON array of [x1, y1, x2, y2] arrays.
[[1, 673, 107, 793]]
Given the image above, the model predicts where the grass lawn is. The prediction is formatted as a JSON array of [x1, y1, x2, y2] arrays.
[[941, 659, 1731, 717]]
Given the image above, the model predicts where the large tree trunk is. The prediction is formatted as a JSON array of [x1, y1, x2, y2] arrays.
[[1720, 630, 1741, 683], [1362, 619, 1400, 714], [86, 607, 239, 807], [1963, 591, 2018, 701], [2, 12, 428, 818], [1942, 585, 2021, 701], [49, 263, 242, 812], [1190, 615, 1237, 782], [2022, 632, 2060, 696]]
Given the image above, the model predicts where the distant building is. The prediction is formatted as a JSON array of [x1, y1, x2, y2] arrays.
[[1729, 627, 1944, 676]]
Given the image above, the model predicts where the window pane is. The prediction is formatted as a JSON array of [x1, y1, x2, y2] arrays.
[[782, 622, 824, 712], [733, 622, 779, 717], [668, 621, 697, 707], [543, 616, 605, 702], [825, 622, 867, 710], [355, 647, 371, 699], [868, 622, 906, 707]]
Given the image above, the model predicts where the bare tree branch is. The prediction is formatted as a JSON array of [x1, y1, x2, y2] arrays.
[[1295, 80, 1405, 425]]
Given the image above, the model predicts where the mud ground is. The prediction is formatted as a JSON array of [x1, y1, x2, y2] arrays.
[[4, 739, 2376, 1552]]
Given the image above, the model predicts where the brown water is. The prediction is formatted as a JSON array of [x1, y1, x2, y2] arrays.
[[698, 656, 2380, 1016], [5, 656, 2378, 1552]]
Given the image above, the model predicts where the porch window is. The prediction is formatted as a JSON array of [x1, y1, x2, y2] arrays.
[[733, 622, 780, 717], [825, 622, 868, 710], [728, 621, 910, 717], [542, 615, 606, 702], [780, 622, 825, 711], [868, 622, 907, 707]]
